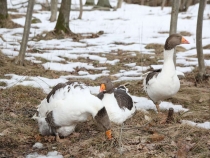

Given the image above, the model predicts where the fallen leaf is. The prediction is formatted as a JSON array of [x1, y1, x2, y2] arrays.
[[148, 132, 165, 142], [34, 134, 42, 142], [176, 140, 195, 158], [10, 112, 18, 118], [0, 128, 11, 136]]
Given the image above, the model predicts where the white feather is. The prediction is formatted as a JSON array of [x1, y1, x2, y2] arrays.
[[33, 82, 104, 136]]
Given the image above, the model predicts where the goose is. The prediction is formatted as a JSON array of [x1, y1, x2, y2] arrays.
[[143, 34, 189, 112], [32, 81, 112, 141], [97, 77, 135, 124]]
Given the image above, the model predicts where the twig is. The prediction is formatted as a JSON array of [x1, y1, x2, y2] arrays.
[[10, 0, 28, 6], [117, 121, 151, 130], [118, 123, 124, 155]]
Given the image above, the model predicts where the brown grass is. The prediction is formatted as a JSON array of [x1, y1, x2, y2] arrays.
[[0, 46, 210, 157]]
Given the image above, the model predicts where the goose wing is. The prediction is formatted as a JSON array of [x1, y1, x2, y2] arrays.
[[114, 89, 133, 110]]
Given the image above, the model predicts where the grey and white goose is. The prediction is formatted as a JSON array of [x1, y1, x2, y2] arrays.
[[97, 77, 135, 124], [32, 81, 112, 141], [143, 34, 189, 112]]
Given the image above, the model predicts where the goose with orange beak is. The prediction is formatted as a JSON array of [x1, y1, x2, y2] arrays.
[[32, 81, 112, 141], [142, 34, 190, 112], [97, 77, 135, 124]]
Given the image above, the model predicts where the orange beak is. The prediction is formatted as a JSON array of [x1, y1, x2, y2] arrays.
[[99, 83, 106, 92], [181, 37, 190, 44], [105, 129, 112, 140]]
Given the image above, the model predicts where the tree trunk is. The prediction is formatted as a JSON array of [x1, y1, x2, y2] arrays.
[[78, 0, 83, 19], [0, 0, 8, 27], [169, 0, 180, 68], [117, 0, 123, 9], [85, 0, 95, 6], [196, 0, 206, 79], [170, 0, 180, 35], [96, 0, 112, 8], [45, 0, 50, 10], [50, 0, 58, 22], [15, 0, 35, 66], [161, 0, 166, 10], [141, 0, 145, 5], [54, 0, 71, 34]]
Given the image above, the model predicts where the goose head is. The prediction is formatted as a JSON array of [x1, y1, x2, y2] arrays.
[[99, 77, 114, 93], [164, 34, 189, 50]]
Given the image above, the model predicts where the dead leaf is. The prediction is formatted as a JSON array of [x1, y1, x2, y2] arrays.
[[34, 134, 42, 142], [44, 135, 55, 142], [148, 132, 165, 142], [176, 140, 195, 158], [9, 112, 18, 118], [0, 128, 11, 136]]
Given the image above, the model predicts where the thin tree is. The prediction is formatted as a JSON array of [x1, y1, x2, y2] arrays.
[[141, 0, 145, 5], [96, 0, 112, 8], [161, 0, 166, 10], [54, 0, 72, 34], [85, 0, 95, 6], [15, 0, 35, 66], [196, 0, 206, 80], [78, 0, 83, 19], [169, 0, 180, 66], [169, 0, 180, 35], [49, 0, 58, 22], [0, 0, 8, 27], [116, 0, 123, 9]]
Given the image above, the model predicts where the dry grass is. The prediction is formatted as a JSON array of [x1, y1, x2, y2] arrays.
[[0, 44, 210, 157]]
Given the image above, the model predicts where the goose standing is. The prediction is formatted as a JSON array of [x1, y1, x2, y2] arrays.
[[143, 34, 189, 112], [32, 81, 112, 141], [97, 77, 135, 124]]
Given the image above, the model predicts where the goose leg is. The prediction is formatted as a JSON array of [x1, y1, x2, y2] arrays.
[[155, 103, 160, 112], [155, 101, 161, 113], [55, 131, 61, 142]]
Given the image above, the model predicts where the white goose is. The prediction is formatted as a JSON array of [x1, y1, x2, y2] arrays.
[[97, 77, 135, 124], [32, 81, 112, 141], [143, 34, 189, 112]]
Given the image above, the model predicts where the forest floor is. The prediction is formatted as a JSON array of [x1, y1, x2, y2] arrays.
[[0, 48, 210, 158]]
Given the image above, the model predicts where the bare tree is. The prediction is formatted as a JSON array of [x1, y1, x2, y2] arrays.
[[169, 0, 180, 35], [96, 0, 112, 8], [0, 0, 8, 27], [78, 0, 83, 19], [169, 0, 180, 66], [54, 0, 72, 34], [15, 0, 35, 66], [117, 0, 123, 9], [141, 0, 145, 5], [161, 0, 166, 10], [85, 0, 95, 6], [50, 0, 58, 22], [196, 0, 206, 80]]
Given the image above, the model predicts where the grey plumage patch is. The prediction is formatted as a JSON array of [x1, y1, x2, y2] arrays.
[[114, 89, 133, 110], [46, 80, 84, 103], [145, 69, 162, 85], [45, 111, 60, 134], [94, 107, 110, 131], [97, 92, 104, 100], [46, 83, 67, 103]]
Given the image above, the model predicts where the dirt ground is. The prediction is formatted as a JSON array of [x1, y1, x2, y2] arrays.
[[0, 44, 210, 158]]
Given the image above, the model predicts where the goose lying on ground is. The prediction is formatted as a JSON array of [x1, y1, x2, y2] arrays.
[[32, 81, 112, 141], [143, 34, 189, 112], [97, 77, 135, 124]]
